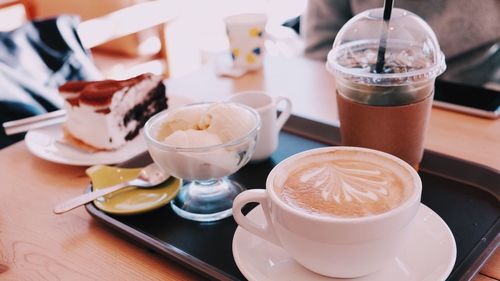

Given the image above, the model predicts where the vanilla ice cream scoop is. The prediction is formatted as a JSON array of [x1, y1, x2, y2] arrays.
[[155, 107, 205, 140], [157, 103, 256, 148], [202, 103, 256, 143], [163, 129, 222, 148]]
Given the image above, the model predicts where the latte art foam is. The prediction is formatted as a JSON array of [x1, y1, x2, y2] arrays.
[[279, 151, 411, 218], [299, 162, 391, 203]]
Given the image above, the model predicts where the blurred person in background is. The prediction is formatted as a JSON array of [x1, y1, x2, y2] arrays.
[[301, 0, 500, 61]]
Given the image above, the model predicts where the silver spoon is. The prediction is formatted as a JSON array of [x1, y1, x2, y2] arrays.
[[53, 163, 170, 214]]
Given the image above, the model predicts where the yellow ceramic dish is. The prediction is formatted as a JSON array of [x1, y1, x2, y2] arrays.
[[86, 165, 181, 215]]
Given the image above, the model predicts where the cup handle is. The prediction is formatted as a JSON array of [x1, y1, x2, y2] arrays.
[[274, 96, 292, 132], [232, 189, 282, 246]]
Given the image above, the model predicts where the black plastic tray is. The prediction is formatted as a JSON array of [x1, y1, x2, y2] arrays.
[[86, 115, 499, 281]]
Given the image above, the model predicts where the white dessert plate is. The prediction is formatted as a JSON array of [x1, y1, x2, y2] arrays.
[[25, 124, 147, 166], [233, 204, 457, 281]]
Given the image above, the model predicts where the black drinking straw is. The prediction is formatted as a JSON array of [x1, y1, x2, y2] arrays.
[[375, 0, 394, 73]]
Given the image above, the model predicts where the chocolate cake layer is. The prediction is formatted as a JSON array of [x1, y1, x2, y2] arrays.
[[124, 82, 167, 140]]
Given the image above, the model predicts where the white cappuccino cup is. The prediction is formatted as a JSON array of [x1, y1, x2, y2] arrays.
[[228, 91, 291, 161], [233, 146, 422, 278]]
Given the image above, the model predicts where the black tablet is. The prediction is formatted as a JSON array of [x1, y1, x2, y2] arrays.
[[433, 79, 500, 119], [434, 42, 500, 119]]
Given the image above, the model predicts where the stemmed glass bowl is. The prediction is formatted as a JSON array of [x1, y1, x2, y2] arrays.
[[144, 102, 260, 222]]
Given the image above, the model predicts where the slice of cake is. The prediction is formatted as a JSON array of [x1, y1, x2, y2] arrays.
[[59, 73, 167, 150]]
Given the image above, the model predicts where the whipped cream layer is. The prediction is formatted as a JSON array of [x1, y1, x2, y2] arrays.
[[60, 74, 164, 150]]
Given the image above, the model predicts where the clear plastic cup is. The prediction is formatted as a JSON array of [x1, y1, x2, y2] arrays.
[[326, 8, 446, 169]]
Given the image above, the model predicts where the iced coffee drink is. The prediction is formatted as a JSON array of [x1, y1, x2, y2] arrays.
[[327, 8, 446, 169]]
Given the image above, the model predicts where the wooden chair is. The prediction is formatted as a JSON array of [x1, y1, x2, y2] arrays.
[[0, 0, 177, 79]]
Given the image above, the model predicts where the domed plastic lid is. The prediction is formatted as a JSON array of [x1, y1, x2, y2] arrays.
[[326, 8, 446, 86]]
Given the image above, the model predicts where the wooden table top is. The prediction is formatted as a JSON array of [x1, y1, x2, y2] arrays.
[[0, 55, 498, 280]]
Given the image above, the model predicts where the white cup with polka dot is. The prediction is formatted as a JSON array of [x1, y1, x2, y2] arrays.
[[225, 13, 267, 71]]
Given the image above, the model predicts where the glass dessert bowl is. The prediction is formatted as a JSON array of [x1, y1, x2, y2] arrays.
[[144, 102, 261, 222]]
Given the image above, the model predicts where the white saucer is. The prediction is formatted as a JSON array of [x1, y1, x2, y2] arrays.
[[233, 204, 456, 281], [25, 124, 147, 166]]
